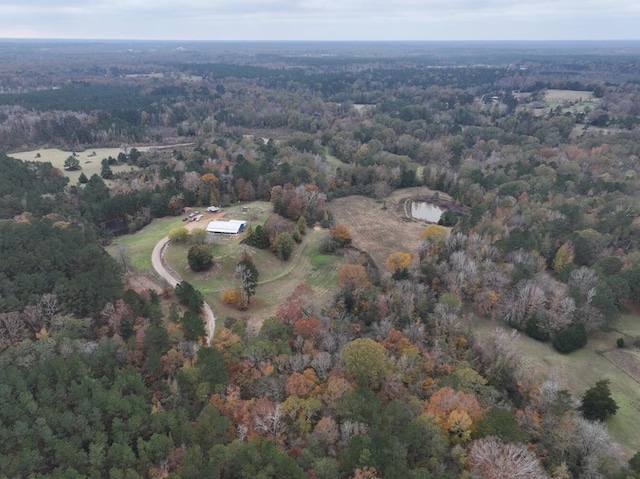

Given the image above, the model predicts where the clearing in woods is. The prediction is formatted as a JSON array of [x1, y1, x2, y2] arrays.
[[329, 186, 450, 270], [165, 226, 341, 328], [8, 147, 151, 183], [111, 200, 343, 328], [474, 314, 640, 455]]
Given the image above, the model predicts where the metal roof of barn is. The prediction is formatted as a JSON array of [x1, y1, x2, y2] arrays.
[[206, 219, 246, 234]]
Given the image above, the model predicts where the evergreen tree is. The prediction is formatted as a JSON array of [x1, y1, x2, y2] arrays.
[[235, 256, 259, 307], [579, 379, 618, 421]]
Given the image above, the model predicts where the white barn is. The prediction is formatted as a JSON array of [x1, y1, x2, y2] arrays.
[[206, 219, 247, 235]]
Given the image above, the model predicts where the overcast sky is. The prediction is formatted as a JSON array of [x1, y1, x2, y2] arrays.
[[1, 0, 639, 41]]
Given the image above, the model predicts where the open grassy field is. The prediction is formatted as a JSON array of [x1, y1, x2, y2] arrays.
[[517, 89, 598, 118], [323, 148, 348, 170], [165, 227, 341, 325], [109, 216, 188, 272], [108, 200, 342, 326], [474, 317, 640, 455], [8, 147, 154, 183], [545, 89, 595, 104], [614, 313, 640, 338], [109, 201, 272, 272], [329, 187, 450, 269]]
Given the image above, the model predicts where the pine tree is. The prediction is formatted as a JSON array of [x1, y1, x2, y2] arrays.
[[579, 379, 618, 421]]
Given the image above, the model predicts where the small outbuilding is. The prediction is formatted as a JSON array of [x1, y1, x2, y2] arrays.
[[206, 219, 247, 235]]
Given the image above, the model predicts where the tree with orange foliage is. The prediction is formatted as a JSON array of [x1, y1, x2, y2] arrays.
[[311, 416, 339, 455], [293, 316, 322, 342], [330, 223, 352, 247], [381, 328, 418, 356], [350, 467, 381, 479], [337, 264, 371, 291], [221, 288, 239, 306], [423, 386, 484, 442], [323, 375, 353, 409], [385, 251, 412, 279], [285, 371, 316, 398], [276, 283, 317, 324], [200, 173, 219, 205]]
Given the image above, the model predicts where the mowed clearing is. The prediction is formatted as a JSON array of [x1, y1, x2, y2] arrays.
[[166, 227, 341, 328], [330, 187, 449, 269], [545, 89, 595, 103], [9, 147, 151, 183], [474, 317, 640, 455]]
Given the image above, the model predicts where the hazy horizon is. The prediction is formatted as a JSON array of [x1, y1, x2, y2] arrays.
[[1, 1, 639, 42]]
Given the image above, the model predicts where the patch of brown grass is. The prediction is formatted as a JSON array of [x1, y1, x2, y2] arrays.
[[329, 187, 448, 269], [603, 349, 640, 384]]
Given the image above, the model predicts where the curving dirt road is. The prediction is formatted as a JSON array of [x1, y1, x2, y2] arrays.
[[151, 236, 216, 346]]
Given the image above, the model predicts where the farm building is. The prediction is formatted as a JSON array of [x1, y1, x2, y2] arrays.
[[206, 219, 247, 235]]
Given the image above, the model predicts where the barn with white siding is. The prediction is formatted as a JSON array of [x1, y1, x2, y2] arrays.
[[206, 219, 247, 235]]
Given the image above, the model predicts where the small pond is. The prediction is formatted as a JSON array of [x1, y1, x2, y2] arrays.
[[411, 201, 443, 223]]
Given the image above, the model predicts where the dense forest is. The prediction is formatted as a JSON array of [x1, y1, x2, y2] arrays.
[[2, 40, 640, 478]]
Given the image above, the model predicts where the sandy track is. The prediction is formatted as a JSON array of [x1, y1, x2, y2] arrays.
[[151, 236, 216, 345]]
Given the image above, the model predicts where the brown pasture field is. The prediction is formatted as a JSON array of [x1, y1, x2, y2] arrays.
[[8, 147, 151, 183], [604, 349, 640, 384], [329, 187, 450, 269], [545, 89, 594, 103]]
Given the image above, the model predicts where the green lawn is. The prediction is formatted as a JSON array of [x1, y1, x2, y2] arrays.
[[108, 203, 343, 323], [323, 148, 348, 169], [474, 316, 640, 455], [612, 313, 640, 338], [108, 216, 188, 271], [165, 227, 342, 320]]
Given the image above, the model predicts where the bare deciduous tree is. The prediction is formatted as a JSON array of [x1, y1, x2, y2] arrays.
[[310, 351, 333, 380], [38, 293, 61, 327], [288, 353, 310, 373], [0, 312, 24, 349], [252, 401, 285, 443], [469, 436, 548, 479], [568, 267, 598, 305], [21, 304, 44, 333]]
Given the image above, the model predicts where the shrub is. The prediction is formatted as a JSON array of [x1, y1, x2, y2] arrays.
[[525, 315, 549, 342], [272, 232, 295, 261], [329, 223, 352, 247], [629, 451, 640, 473], [553, 323, 587, 353], [187, 245, 213, 272], [221, 288, 239, 305], [169, 227, 190, 243], [617, 337, 625, 348], [438, 209, 458, 227]]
